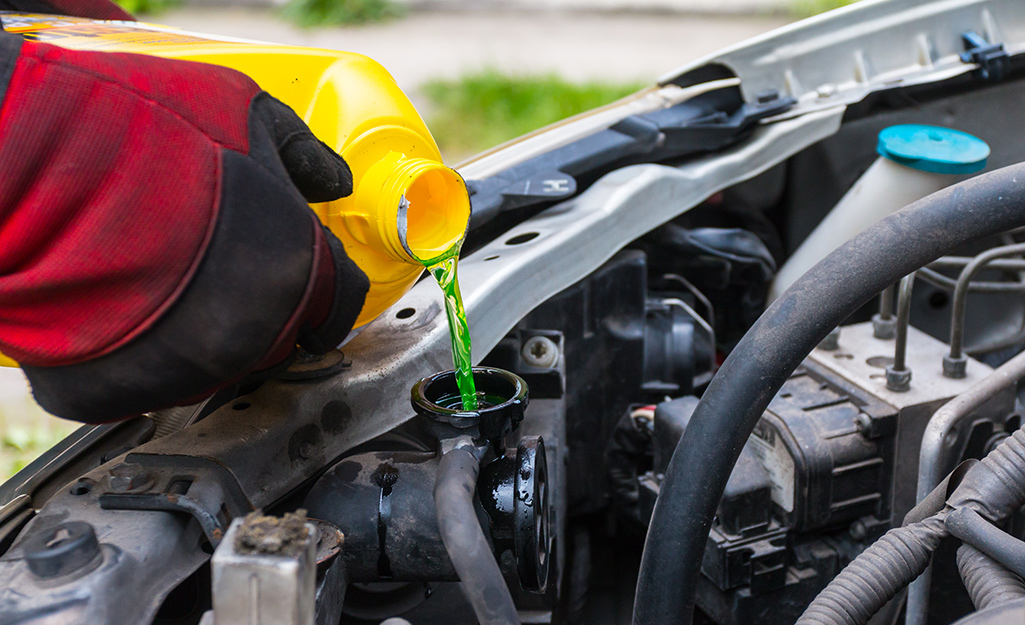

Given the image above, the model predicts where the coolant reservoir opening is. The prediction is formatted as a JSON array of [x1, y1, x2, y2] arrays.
[[401, 168, 470, 264]]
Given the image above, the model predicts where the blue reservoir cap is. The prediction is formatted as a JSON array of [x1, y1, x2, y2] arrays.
[[877, 125, 989, 175]]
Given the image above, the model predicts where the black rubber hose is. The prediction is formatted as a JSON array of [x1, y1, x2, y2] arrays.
[[434, 448, 520, 625], [795, 514, 947, 625], [956, 544, 1025, 610], [948, 507, 1025, 578], [633, 162, 1025, 625], [948, 428, 1025, 522]]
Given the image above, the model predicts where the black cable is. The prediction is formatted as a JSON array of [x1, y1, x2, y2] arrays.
[[956, 544, 1025, 611], [947, 507, 1025, 579], [633, 161, 1025, 625], [797, 514, 947, 625]]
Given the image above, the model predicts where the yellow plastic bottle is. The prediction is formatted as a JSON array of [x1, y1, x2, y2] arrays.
[[0, 15, 471, 368]]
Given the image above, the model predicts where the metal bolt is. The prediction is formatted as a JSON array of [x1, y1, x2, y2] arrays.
[[107, 462, 151, 493], [849, 519, 867, 541], [818, 327, 841, 351], [943, 354, 968, 379], [854, 413, 873, 435], [816, 83, 838, 99], [871, 313, 896, 340], [293, 349, 325, 365], [521, 336, 559, 368], [885, 365, 912, 392]]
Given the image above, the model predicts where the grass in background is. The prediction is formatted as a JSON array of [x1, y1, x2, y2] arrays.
[[423, 71, 646, 162], [0, 370, 76, 480], [281, 0, 404, 27], [790, 0, 859, 18], [116, 0, 401, 23], [1, 421, 77, 479], [113, 0, 180, 15]]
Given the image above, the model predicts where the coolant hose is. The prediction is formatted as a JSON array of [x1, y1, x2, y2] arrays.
[[956, 544, 1025, 610], [947, 507, 1025, 578], [434, 448, 520, 625], [632, 162, 1025, 625], [796, 514, 947, 625], [947, 428, 1025, 524]]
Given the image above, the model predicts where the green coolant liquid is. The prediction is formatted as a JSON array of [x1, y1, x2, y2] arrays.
[[426, 255, 478, 411]]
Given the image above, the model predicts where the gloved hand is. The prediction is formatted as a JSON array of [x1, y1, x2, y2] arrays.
[[0, 30, 370, 423]]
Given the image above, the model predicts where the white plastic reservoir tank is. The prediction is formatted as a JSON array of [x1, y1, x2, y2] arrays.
[[770, 124, 991, 300]]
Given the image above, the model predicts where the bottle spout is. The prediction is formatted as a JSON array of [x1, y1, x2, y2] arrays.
[[348, 153, 471, 266]]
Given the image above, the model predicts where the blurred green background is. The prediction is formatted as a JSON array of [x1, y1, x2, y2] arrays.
[[423, 71, 646, 162], [114, 0, 859, 24], [0, 372, 77, 479]]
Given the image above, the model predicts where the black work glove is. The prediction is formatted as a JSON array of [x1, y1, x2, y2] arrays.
[[0, 32, 369, 422]]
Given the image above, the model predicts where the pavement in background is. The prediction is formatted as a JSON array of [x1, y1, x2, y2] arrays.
[[155, 9, 791, 97]]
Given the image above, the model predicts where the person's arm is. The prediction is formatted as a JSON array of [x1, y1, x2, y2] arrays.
[[0, 30, 369, 423]]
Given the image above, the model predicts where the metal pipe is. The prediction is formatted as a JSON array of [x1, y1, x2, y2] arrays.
[[920, 349, 1025, 492], [918, 264, 1025, 356], [879, 284, 894, 321], [886, 274, 915, 391], [918, 266, 1025, 293], [931, 256, 1025, 272], [873, 284, 896, 339], [949, 243, 1025, 364], [906, 348, 1025, 625], [894, 275, 914, 371]]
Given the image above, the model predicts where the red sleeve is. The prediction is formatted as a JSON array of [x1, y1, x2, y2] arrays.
[[0, 40, 258, 365]]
